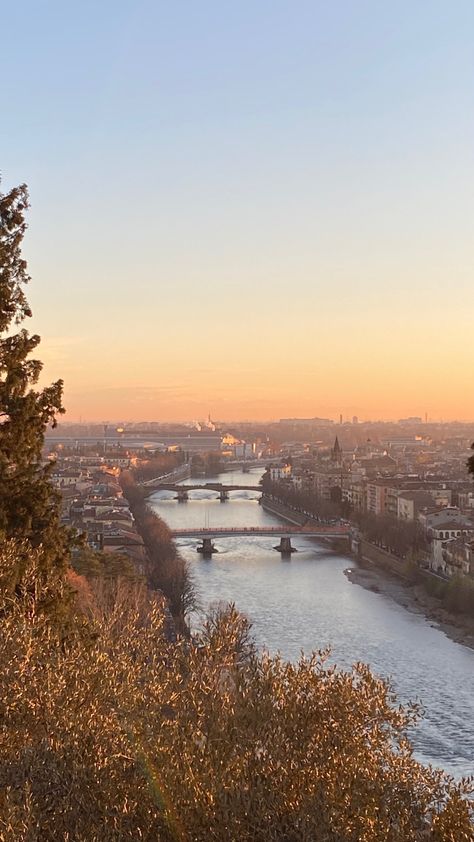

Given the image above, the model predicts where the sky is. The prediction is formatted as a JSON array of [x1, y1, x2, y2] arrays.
[[2, 1, 474, 423]]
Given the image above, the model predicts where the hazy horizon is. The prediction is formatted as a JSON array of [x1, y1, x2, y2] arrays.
[[52, 413, 474, 427], [3, 1, 473, 422]]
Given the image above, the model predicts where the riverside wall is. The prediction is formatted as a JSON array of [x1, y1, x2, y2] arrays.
[[356, 539, 443, 590], [260, 495, 311, 526], [357, 539, 410, 578], [164, 462, 192, 482]]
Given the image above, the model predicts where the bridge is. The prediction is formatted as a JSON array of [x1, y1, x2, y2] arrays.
[[171, 525, 351, 554], [221, 459, 269, 471], [143, 481, 262, 501]]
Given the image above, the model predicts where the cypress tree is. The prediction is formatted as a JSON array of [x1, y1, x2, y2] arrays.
[[0, 182, 72, 582]]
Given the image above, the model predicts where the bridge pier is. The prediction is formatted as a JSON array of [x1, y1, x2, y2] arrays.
[[197, 537, 217, 555], [176, 489, 189, 502], [274, 536, 296, 555], [219, 489, 229, 502]]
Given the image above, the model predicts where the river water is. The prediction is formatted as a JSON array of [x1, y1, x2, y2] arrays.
[[149, 468, 474, 778]]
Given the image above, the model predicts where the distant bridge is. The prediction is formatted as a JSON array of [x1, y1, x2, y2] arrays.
[[222, 459, 269, 470], [143, 481, 261, 500]]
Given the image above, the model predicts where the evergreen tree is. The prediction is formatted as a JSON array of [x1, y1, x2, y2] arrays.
[[0, 182, 72, 584], [468, 443, 474, 477]]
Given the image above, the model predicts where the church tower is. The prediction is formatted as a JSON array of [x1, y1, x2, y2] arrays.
[[331, 435, 342, 465]]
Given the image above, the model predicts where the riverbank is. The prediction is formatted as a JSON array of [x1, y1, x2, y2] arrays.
[[345, 564, 474, 651], [260, 495, 320, 527], [263, 490, 474, 652]]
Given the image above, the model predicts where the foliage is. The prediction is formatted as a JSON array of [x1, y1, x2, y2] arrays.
[[191, 452, 223, 476], [352, 511, 428, 559], [262, 478, 343, 522], [467, 443, 474, 478], [0, 183, 73, 592], [132, 453, 183, 482], [72, 547, 142, 582], [0, 542, 472, 841], [444, 575, 474, 617], [120, 471, 198, 631]]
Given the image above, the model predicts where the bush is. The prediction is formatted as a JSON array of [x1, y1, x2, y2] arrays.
[[444, 575, 474, 617], [0, 541, 472, 841]]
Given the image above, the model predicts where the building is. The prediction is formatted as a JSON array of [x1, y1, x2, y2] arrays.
[[345, 480, 366, 511], [397, 490, 439, 521], [331, 436, 342, 465], [442, 537, 473, 577], [350, 455, 398, 479], [269, 463, 292, 483], [419, 507, 469, 533], [366, 481, 386, 516], [313, 466, 349, 500], [430, 524, 474, 574], [458, 490, 474, 510], [279, 417, 333, 427]]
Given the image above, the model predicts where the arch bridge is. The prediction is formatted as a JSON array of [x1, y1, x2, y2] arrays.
[[143, 481, 261, 501]]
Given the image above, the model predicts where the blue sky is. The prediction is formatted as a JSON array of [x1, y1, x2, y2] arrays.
[[2, 1, 473, 420]]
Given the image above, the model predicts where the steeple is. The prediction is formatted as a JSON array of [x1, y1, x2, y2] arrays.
[[331, 436, 342, 463]]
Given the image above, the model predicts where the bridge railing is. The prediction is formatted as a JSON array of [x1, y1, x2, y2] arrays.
[[144, 483, 262, 491], [171, 525, 350, 536]]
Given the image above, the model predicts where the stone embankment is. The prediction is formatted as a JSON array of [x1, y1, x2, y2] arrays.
[[260, 495, 319, 527], [160, 463, 192, 483], [357, 538, 409, 577]]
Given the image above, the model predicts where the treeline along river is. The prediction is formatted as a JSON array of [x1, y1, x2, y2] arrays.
[[149, 467, 474, 778]]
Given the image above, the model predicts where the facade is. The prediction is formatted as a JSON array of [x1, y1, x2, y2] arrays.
[[51, 468, 84, 487], [397, 490, 437, 521], [428, 488, 452, 507], [269, 463, 292, 483], [419, 507, 469, 532], [366, 481, 390, 516], [430, 524, 474, 573], [313, 466, 349, 500], [458, 490, 474, 509], [351, 456, 398, 479], [345, 481, 366, 511], [442, 537, 473, 577]]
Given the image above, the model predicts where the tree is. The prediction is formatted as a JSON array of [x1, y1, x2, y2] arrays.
[[72, 546, 142, 582], [468, 443, 474, 477], [0, 555, 471, 841], [120, 470, 198, 630], [0, 183, 72, 592]]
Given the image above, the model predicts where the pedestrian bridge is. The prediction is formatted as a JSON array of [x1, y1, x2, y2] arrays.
[[171, 524, 351, 554], [146, 482, 261, 492], [171, 525, 350, 539]]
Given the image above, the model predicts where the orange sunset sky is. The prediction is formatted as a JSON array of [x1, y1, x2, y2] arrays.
[[4, 2, 473, 423]]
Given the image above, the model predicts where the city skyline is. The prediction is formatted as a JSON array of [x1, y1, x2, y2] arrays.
[[53, 413, 474, 427], [3, 1, 473, 422]]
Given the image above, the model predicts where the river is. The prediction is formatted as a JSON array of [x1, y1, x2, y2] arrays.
[[149, 467, 474, 778]]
